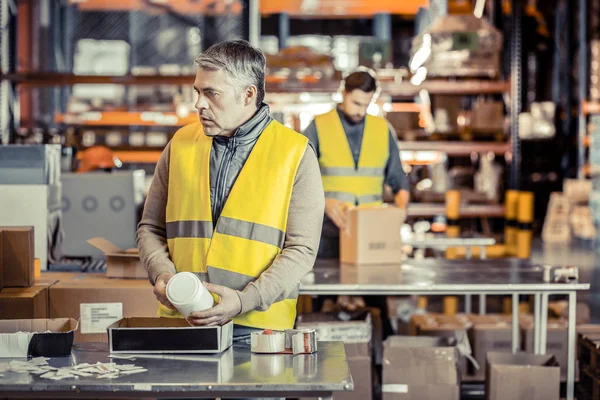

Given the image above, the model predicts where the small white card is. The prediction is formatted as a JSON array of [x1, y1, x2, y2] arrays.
[[80, 303, 123, 334]]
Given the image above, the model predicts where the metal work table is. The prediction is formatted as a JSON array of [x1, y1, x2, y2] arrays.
[[300, 259, 589, 400], [0, 342, 352, 399], [403, 234, 496, 313], [403, 234, 496, 253]]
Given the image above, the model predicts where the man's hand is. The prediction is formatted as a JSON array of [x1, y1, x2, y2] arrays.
[[394, 189, 410, 210], [337, 295, 365, 311], [325, 198, 348, 229], [188, 283, 242, 327], [154, 273, 176, 310]]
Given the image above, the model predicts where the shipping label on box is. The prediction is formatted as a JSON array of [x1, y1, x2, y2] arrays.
[[80, 303, 123, 334]]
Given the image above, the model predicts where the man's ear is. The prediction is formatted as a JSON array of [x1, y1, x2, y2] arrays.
[[245, 85, 258, 106]]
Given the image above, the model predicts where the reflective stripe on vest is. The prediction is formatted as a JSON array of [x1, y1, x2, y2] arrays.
[[162, 121, 307, 330], [315, 109, 389, 206]]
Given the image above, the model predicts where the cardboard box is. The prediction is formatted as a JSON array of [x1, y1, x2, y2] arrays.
[[48, 274, 158, 343], [296, 310, 373, 343], [382, 336, 460, 400], [548, 301, 591, 324], [410, 313, 472, 375], [486, 352, 560, 400], [107, 317, 233, 354], [471, 101, 504, 133], [0, 318, 77, 357], [341, 342, 373, 400], [87, 237, 146, 279], [469, 314, 514, 379], [0, 282, 53, 319], [301, 342, 372, 400], [521, 318, 568, 379], [340, 207, 405, 265], [1, 226, 35, 287]]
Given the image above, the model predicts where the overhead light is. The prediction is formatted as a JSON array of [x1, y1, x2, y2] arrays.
[[409, 34, 431, 72], [410, 67, 427, 86], [367, 103, 380, 116]]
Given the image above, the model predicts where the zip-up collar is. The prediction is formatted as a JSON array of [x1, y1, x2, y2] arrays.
[[213, 103, 272, 146]]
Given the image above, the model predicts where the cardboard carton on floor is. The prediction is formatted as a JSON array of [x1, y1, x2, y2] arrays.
[[340, 206, 406, 265], [382, 336, 460, 400], [468, 314, 514, 379], [486, 352, 560, 400], [410, 313, 472, 375], [1, 226, 35, 287], [300, 342, 372, 400], [0, 318, 77, 358], [87, 237, 146, 279], [521, 318, 568, 379], [48, 274, 158, 343]]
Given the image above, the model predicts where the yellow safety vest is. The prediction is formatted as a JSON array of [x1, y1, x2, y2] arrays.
[[314, 109, 389, 206], [161, 120, 309, 330]]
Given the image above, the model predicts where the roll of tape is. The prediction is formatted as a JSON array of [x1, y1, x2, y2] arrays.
[[251, 330, 286, 353], [292, 329, 318, 355]]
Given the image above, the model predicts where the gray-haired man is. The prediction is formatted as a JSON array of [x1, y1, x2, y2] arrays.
[[137, 40, 324, 340]]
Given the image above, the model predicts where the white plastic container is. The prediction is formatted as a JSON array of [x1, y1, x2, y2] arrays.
[[166, 272, 214, 317]]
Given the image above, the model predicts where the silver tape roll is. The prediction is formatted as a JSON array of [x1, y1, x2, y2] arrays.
[[251, 330, 286, 353], [291, 329, 318, 355], [285, 329, 301, 349]]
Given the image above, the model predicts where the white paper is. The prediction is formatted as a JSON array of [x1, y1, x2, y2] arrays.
[[382, 384, 409, 393], [80, 303, 123, 334], [0, 333, 34, 358]]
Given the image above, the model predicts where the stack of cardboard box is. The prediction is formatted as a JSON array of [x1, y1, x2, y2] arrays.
[[0, 226, 41, 318], [1, 226, 159, 344]]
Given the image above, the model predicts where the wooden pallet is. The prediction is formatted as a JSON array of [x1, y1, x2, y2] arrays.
[[579, 366, 600, 399], [579, 333, 600, 378]]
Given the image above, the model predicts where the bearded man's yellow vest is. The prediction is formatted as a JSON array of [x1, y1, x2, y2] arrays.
[[314, 109, 389, 206], [160, 121, 309, 330]]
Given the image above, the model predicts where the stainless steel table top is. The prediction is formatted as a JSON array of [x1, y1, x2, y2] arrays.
[[0, 342, 352, 398], [403, 235, 496, 248], [298, 259, 590, 295]]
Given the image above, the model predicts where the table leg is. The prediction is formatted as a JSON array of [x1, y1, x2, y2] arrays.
[[534, 293, 541, 354], [512, 293, 519, 353], [479, 294, 486, 315], [466, 246, 472, 259], [540, 293, 549, 355], [480, 246, 487, 259], [465, 295, 472, 314], [566, 291, 576, 400]]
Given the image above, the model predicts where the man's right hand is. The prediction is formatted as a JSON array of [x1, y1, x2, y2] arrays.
[[325, 198, 348, 230], [154, 272, 176, 310]]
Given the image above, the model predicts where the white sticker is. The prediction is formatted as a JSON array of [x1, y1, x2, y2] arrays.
[[382, 384, 408, 393], [80, 303, 123, 334]]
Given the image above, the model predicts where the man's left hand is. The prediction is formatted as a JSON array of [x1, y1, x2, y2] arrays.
[[187, 283, 242, 327]]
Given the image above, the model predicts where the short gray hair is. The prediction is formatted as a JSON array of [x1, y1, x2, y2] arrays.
[[194, 40, 266, 107]]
